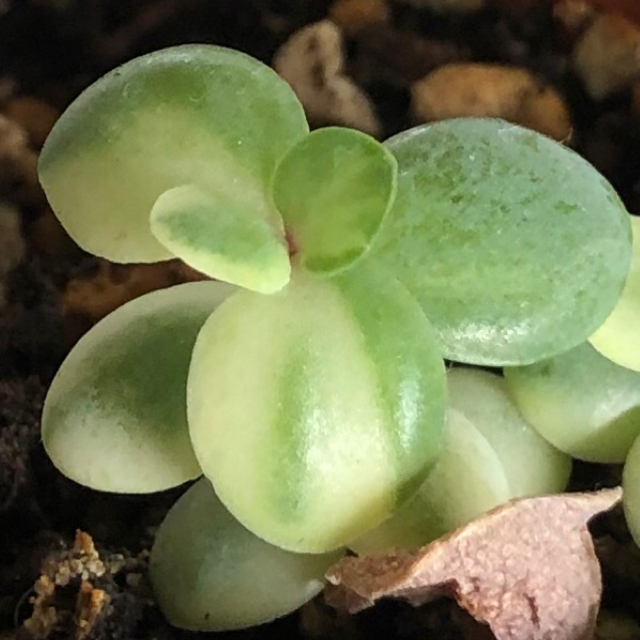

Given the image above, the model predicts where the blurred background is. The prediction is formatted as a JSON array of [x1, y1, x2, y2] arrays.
[[1, 2, 640, 640]]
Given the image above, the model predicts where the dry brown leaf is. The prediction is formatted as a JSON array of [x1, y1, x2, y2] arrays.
[[326, 488, 622, 640]]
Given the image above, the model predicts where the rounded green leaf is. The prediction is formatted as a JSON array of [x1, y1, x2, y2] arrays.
[[150, 185, 290, 293], [150, 478, 341, 631], [188, 266, 446, 553], [272, 127, 397, 275], [369, 118, 632, 365], [623, 434, 640, 548], [447, 368, 571, 497], [590, 215, 640, 372], [39, 45, 308, 263], [504, 342, 640, 463], [350, 409, 511, 554], [42, 281, 235, 493]]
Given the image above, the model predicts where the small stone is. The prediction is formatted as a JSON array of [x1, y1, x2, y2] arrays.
[[411, 63, 572, 141], [573, 13, 640, 99], [583, 0, 640, 26], [3, 97, 60, 149], [553, 0, 597, 42], [273, 20, 381, 137], [328, 0, 389, 37], [0, 114, 41, 205], [327, 488, 622, 640], [22, 531, 151, 640]]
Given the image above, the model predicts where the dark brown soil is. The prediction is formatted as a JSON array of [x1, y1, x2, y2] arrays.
[[1, 1, 639, 639]]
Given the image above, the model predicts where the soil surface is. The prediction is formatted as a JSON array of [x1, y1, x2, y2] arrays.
[[1, 1, 640, 639]]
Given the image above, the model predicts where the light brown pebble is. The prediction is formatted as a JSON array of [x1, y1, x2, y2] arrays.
[[553, 0, 598, 42], [0, 113, 41, 204], [573, 13, 640, 99], [411, 63, 572, 141], [273, 20, 381, 137], [329, 0, 390, 37], [3, 96, 60, 149], [581, 0, 640, 25]]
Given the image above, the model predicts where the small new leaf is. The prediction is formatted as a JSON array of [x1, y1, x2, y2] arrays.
[[151, 185, 291, 293], [272, 127, 397, 275]]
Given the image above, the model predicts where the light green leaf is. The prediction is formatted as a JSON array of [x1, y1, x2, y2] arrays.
[[590, 215, 640, 372], [623, 434, 640, 548], [505, 342, 640, 463], [150, 478, 342, 631], [42, 281, 235, 493], [369, 118, 632, 365], [350, 408, 511, 554], [39, 45, 308, 263], [150, 185, 290, 293], [272, 127, 397, 275], [187, 266, 446, 553], [447, 368, 571, 497]]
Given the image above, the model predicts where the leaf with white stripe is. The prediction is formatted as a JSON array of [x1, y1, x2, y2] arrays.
[[39, 45, 308, 263], [590, 215, 640, 372], [447, 368, 571, 497], [42, 281, 235, 493], [351, 409, 511, 554], [150, 478, 342, 631], [187, 266, 446, 553]]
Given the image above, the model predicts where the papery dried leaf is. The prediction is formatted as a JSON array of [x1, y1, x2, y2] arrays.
[[326, 488, 622, 640]]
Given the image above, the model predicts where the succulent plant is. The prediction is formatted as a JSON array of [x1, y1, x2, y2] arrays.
[[38, 44, 638, 630]]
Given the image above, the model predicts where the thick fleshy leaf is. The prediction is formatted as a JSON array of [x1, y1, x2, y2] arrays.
[[447, 368, 571, 497], [623, 434, 640, 548], [504, 342, 640, 463], [42, 281, 235, 493], [590, 215, 640, 372], [39, 45, 308, 263], [150, 478, 342, 631], [150, 185, 290, 293], [350, 409, 511, 554], [272, 127, 397, 274], [188, 266, 446, 553], [368, 118, 632, 365]]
